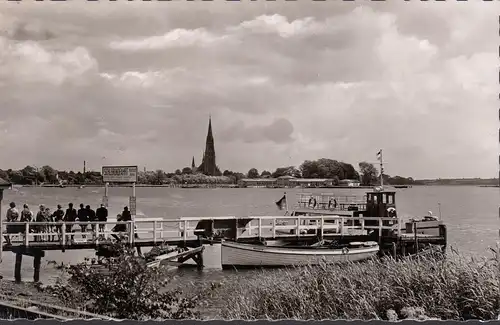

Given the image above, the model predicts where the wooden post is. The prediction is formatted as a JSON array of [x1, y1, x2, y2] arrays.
[[61, 222, 66, 250], [361, 218, 365, 234], [14, 253, 22, 283], [258, 218, 262, 238], [296, 217, 300, 237], [0, 190, 3, 263], [183, 220, 187, 241], [197, 251, 204, 270], [378, 218, 383, 245], [33, 255, 41, 283], [129, 221, 134, 244], [320, 217, 324, 239], [24, 222, 29, 246], [413, 222, 419, 253], [272, 218, 276, 238], [153, 221, 157, 244]]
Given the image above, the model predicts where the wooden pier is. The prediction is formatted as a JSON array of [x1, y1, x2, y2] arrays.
[[0, 213, 447, 280], [0, 293, 117, 320]]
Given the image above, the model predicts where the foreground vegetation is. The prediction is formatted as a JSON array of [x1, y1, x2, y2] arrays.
[[215, 249, 500, 320], [33, 243, 500, 321]]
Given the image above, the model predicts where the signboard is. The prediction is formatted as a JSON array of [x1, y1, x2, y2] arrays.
[[102, 166, 138, 183], [102, 195, 108, 207], [129, 196, 137, 216]]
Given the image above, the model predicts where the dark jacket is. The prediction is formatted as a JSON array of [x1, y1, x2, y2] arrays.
[[77, 208, 88, 222], [87, 209, 96, 222], [64, 208, 77, 222], [96, 207, 108, 221], [53, 209, 65, 222], [121, 210, 132, 222]]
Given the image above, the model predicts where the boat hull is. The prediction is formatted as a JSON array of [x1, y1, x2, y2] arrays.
[[221, 241, 379, 269]]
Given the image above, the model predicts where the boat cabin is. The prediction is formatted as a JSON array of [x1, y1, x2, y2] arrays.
[[365, 191, 397, 218]]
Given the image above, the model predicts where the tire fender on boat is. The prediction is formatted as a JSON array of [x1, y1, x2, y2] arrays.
[[308, 197, 317, 209], [342, 247, 349, 255], [328, 199, 337, 210]]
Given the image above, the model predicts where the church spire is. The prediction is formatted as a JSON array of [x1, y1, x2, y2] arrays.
[[207, 114, 213, 143], [196, 115, 220, 176], [191, 156, 196, 169]]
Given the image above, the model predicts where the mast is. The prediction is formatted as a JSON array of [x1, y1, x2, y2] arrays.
[[378, 149, 384, 189]]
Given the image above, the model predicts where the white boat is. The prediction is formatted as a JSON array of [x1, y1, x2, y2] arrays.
[[221, 240, 379, 269]]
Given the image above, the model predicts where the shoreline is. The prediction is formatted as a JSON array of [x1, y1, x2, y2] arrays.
[[13, 184, 496, 189]]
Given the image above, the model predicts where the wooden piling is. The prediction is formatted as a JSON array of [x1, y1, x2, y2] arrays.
[[196, 250, 204, 270], [33, 256, 41, 283], [14, 253, 22, 283]]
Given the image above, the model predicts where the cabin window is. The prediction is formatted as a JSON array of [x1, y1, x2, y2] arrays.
[[382, 195, 386, 204], [388, 195, 394, 204]]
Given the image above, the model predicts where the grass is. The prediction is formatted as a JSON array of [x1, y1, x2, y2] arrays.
[[212, 248, 500, 321]]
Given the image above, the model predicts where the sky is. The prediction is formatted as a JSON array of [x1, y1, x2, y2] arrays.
[[0, 1, 497, 179]]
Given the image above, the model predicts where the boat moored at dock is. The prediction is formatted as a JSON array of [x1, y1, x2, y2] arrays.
[[221, 240, 379, 269]]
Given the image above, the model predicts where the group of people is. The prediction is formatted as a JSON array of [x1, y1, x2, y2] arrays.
[[3, 201, 134, 245]]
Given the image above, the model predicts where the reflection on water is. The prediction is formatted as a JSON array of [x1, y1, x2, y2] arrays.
[[0, 186, 497, 284]]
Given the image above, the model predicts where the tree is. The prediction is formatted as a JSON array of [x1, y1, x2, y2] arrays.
[[41, 165, 58, 183], [153, 170, 166, 185], [181, 167, 192, 175], [175, 169, 182, 175], [247, 168, 259, 179], [299, 159, 358, 180], [260, 170, 271, 178], [358, 162, 378, 186], [272, 166, 301, 178]]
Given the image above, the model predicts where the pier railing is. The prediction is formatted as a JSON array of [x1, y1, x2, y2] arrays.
[[297, 193, 367, 211], [0, 215, 402, 250], [234, 216, 400, 239]]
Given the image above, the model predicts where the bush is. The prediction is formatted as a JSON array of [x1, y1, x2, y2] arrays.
[[213, 249, 500, 320], [45, 242, 201, 320]]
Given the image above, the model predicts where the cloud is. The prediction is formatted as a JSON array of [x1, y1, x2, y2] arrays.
[[0, 2, 496, 178], [109, 28, 225, 51], [231, 14, 321, 38], [220, 118, 294, 144], [0, 37, 97, 86]]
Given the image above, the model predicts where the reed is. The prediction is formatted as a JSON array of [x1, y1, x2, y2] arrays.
[[214, 248, 500, 321]]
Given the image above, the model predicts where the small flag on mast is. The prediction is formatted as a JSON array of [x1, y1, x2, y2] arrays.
[[376, 150, 382, 161], [275, 193, 287, 210]]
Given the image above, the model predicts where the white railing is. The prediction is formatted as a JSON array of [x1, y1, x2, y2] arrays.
[[235, 215, 401, 239], [0, 215, 402, 248], [0, 219, 201, 248], [297, 193, 367, 210]]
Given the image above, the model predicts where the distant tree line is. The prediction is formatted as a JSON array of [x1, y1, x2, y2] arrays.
[[0, 160, 424, 186]]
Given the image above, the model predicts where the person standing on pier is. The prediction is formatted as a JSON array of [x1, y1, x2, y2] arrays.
[[20, 204, 33, 235], [4, 202, 19, 246], [44, 207, 52, 241], [77, 204, 89, 239], [95, 204, 108, 239], [34, 205, 45, 242], [120, 206, 142, 256], [52, 204, 65, 242], [86, 205, 96, 240], [64, 203, 77, 243]]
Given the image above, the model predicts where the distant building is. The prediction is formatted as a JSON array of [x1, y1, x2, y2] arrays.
[[339, 179, 361, 187], [196, 116, 222, 176]]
